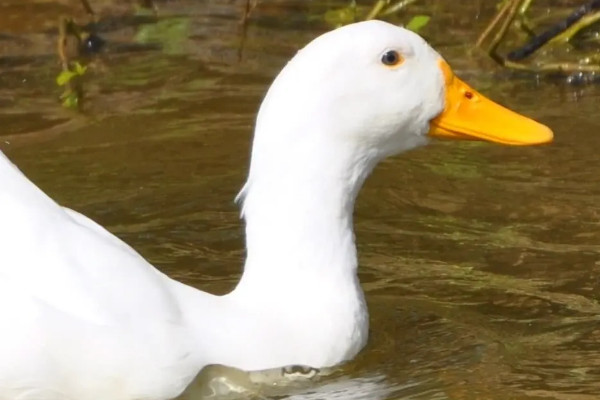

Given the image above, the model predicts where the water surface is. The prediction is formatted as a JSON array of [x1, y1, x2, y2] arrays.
[[2, 1, 600, 399]]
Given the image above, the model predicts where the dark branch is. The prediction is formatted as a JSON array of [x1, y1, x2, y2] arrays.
[[507, 0, 600, 61]]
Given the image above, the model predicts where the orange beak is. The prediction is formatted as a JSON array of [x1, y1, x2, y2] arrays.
[[429, 60, 553, 145]]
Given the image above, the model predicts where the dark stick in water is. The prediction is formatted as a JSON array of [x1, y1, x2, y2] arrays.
[[507, 0, 600, 61]]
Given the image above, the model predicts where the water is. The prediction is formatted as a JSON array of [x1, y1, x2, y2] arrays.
[[2, 0, 600, 398]]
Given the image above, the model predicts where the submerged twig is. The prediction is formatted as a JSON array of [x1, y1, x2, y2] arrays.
[[551, 10, 600, 44], [507, 0, 600, 61], [504, 59, 600, 73], [79, 0, 96, 19], [513, 0, 536, 37], [365, 0, 420, 20], [381, 0, 418, 16], [476, 0, 600, 75], [365, 0, 388, 20], [476, 0, 513, 49], [477, 0, 525, 65], [518, 0, 533, 16], [243, 0, 257, 21], [380, 0, 419, 17], [553, 9, 600, 46], [238, 0, 258, 61], [477, 0, 534, 49], [57, 18, 85, 70]]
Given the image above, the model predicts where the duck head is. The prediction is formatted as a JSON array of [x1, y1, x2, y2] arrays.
[[251, 20, 552, 168]]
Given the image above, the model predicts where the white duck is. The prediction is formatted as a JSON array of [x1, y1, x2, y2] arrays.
[[0, 20, 552, 400]]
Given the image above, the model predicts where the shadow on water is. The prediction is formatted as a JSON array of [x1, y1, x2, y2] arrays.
[[3, 0, 600, 399]]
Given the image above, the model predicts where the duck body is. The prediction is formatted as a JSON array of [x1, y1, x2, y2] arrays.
[[0, 152, 202, 400], [0, 147, 367, 400], [0, 20, 552, 400]]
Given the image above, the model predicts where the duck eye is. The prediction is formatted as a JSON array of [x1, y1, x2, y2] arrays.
[[381, 50, 403, 67]]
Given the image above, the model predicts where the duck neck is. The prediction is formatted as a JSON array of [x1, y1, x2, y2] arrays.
[[234, 134, 380, 298]]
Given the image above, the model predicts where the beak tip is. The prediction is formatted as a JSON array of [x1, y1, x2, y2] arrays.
[[541, 125, 554, 144], [526, 122, 553, 145]]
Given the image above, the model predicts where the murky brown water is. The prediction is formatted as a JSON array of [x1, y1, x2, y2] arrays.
[[2, 0, 600, 399]]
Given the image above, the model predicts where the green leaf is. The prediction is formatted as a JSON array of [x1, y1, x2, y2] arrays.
[[405, 15, 430, 33], [134, 17, 191, 55], [61, 91, 79, 109], [73, 62, 87, 76], [55, 62, 87, 86], [56, 70, 77, 86]]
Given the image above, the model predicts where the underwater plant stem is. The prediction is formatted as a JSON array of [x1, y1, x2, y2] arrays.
[[518, 0, 533, 16], [79, 0, 95, 17], [505, 59, 600, 73], [57, 17, 74, 70], [507, 0, 600, 61], [488, 0, 524, 60], [476, 0, 512, 49], [514, 0, 535, 36], [550, 10, 600, 44], [238, 0, 258, 61], [365, 0, 388, 20], [381, 0, 420, 17]]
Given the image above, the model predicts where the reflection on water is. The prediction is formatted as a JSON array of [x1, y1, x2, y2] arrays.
[[3, 0, 600, 399], [178, 366, 400, 400]]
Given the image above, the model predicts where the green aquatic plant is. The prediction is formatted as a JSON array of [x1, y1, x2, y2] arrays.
[[365, 0, 419, 20], [477, 0, 600, 75], [53, 0, 153, 110], [134, 17, 191, 55], [56, 61, 87, 87], [323, 0, 429, 32], [56, 62, 87, 109], [405, 14, 430, 33]]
